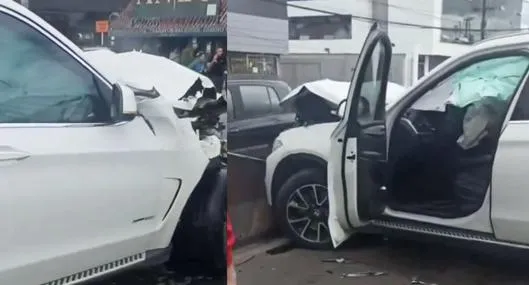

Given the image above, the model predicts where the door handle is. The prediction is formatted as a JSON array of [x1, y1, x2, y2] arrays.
[[0, 147, 30, 162], [346, 152, 356, 160]]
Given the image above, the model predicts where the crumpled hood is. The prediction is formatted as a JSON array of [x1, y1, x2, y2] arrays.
[[280, 122, 338, 142], [281, 78, 407, 111], [278, 122, 339, 156], [83, 50, 217, 111]]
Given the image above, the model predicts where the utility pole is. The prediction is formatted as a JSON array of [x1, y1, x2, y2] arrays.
[[480, 0, 487, 40]]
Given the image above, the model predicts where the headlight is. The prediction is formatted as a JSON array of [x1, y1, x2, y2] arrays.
[[272, 139, 283, 152]]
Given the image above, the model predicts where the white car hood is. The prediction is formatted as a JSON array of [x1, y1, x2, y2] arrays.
[[280, 122, 338, 144], [83, 50, 216, 111], [281, 78, 407, 110]]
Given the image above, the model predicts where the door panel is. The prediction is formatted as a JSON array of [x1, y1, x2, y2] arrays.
[[491, 121, 529, 244], [229, 113, 296, 159], [0, 118, 161, 284], [328, 24, 392, 247], [228, 83, 296, 159]]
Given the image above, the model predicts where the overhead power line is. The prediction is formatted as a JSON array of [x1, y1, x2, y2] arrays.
[[260, 0, 529, 33]]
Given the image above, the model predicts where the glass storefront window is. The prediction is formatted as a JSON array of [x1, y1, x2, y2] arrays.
[[228, 52, 278, 75], [289, 15, 352, 40], [440, 0, 523, 45]]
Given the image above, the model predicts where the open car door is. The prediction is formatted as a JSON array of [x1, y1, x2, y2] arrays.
[[327, 23, 393, 247]]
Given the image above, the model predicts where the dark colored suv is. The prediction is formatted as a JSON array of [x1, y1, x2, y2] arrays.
[[226, 78, 296, 160]]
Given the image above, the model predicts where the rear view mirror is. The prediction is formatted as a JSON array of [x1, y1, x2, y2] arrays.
[[111, 82, 137, 121]]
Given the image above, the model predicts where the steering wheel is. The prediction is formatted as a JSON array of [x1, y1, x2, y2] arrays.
[[398, 117, 420, 136]]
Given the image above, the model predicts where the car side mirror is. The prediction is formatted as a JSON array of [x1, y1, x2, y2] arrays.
[[111, 82, 137, 121], [337, 99, 347, 117]]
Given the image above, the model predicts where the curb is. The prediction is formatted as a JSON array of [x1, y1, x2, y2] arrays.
[[234, 238, 292, 266]]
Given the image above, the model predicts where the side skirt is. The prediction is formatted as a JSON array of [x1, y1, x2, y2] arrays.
[[359, 218, 529, 255]]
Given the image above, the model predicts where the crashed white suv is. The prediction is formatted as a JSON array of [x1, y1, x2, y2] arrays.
[[0, 1, 225, 284], [265, 78, 405, 249]]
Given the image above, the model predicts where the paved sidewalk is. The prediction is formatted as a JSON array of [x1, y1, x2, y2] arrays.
[[235, 237, 529, 285]]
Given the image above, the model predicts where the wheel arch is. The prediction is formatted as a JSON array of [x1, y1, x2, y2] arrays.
[[271, 153, 327, 206], [168, 166, 227, 274]]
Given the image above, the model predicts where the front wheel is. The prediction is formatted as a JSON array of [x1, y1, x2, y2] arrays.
[[274, 168, 332, 250]]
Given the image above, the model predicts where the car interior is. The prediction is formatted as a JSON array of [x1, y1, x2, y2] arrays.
[[380, 56, 529, 218]]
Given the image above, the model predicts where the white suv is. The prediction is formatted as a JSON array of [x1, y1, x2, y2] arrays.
[[0, 1, 225, 284], [265, 79, 405, 249]]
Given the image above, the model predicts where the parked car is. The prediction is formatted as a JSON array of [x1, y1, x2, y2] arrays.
[[324, 23, 529, 250], [265, 78, 406, 249], [227, 78, 296, 160], [0, 1, 226, 284]]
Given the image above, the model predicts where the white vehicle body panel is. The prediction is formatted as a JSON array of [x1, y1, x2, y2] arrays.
[[266, 80, 406, 208], [83, 50, 216, 110], [326, 24, 529, 249], [0, 1, 209, 284], [491, 121, 529, 244], [280, 78, 406, 110], [265, 122, 337, 205]]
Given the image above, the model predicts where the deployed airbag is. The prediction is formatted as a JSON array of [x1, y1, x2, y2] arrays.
[[448, 56, 529, 108]]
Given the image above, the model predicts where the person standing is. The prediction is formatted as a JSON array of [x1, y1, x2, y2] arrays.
[[206, 47, 227, 92], [180, 42, 196, 66], [188, 51, 207, 73]]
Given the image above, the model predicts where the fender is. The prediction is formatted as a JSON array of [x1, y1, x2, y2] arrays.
[[169, 164, 227, 275], [204, 166, 227, 230]]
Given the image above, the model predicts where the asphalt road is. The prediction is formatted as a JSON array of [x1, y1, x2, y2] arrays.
[[236, 237, 529, 285], [88, 266, 225, 285]]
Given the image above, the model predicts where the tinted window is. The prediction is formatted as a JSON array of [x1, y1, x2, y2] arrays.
[[239, 85, 273, 118], [267, 87, 282, 112], [225, 89, 234, 120], [289, 15, 352, 40], [0, 12, 110, 124]]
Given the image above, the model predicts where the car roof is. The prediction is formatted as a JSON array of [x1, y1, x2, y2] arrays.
[[472, 32, 529, 51], [228, 79, 287, 85]]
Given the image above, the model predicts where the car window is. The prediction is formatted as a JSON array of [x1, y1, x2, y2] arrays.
[[225, 88, 234, 120], [267, 87, 283, 112], [0, 12, 110, 124], [411, 55, 529, 113], [239, 85, 273, 118], [353, 42, 387, 124]]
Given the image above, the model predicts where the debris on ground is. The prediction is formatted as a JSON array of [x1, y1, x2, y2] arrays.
[[341, 271, 388, 278], [235, 255, 255, 266], [321, 258, 355, 264], [410, 276, 438, 285]]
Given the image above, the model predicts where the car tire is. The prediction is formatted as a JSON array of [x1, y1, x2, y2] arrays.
[[275, 168, 333, 250]]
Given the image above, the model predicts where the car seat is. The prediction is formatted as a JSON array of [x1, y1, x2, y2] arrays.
[[454, 96, 508, 215]]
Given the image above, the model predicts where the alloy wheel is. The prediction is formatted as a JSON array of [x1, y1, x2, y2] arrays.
[[286, 184, 330, 244]]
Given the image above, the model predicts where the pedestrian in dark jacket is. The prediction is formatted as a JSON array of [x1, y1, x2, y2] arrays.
[[206, 47, 227, 92]]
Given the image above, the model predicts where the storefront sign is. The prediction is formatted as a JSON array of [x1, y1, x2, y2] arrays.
[[134, 0, 219, 18]]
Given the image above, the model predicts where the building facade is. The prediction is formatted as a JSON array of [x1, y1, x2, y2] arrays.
[[24, 0, 129, 47], [227, 0, 288, 76], [110, 0, 226, 60], [284, 0, 527, 87]]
